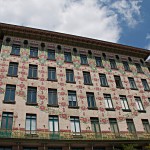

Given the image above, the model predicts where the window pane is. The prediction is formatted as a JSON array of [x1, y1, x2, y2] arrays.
[[48, 49, 55, 60], [48, 89, 57, 105]]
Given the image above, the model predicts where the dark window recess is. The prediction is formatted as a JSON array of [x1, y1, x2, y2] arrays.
[[66, 69, 75, 83], [128, 77, 138, 89], [126, 119, 136, 133], [64, 52, 72, 62], [30, 47, 38, 58], [86, 92, 96, 108], [48, 89, 58, 106], [80, 54, 88, 65], [83, 72, 92, 85], [68, 91, 77, 107], [95, 57, 103, 67], [142, 119, 150, 133], [8, 62, 18, 76], [4, 85, 16, 103], [109, 118, 119, 134], [28, 65, 38, 79], [91, 118, 101, 133], [48, 67, 57, 81], [27, 87, 37, 104], [11, 44, 20, 55], [23, 148, 38, 150], [141, 79, 150, 91], [99, 74, 108, 87], [122, 61, 130, 71], [104, 94, 114, 110], [47, 49, 55, 60], [135, 63, 143, 73], [114, 75, 123, 88], [109, 59, 117, 69], [48, 148, 62, 150]]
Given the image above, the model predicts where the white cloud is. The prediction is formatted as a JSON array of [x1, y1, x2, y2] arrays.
[[0, 0, 142, 42], [146, 33, 150, 40]]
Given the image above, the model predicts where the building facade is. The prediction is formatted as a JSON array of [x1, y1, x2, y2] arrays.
[[0, 23, 150, 150]]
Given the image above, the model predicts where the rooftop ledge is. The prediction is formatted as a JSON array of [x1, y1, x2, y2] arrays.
[[0, 22, 150, 60]]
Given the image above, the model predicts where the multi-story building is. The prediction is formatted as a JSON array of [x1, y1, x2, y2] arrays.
[[0, 23, 150, 150]]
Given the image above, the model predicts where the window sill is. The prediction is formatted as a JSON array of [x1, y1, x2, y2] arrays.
[[64, 61, 73, 63], [137, 71, 144, 74], [47, 79, 58, 82], [88, 107, 98, 110], [29, 56, 39, 59], [101, 85, 109, 87], [105, 108, 115, 111], [66, 81, 76, 84], [84, 83, 93, 86], [7, 74, 18, 77], [47, 58, 56, 61], [122, 109, 131, 112], [10, 53, 20, 56], [116, 86, 124, 89], [3, 100, 16, 104], [144, 89, 150, 92], [138, 110, 146, 113], [96, 65, 104, 68], [47, 104, 59, 108], [68, 106, 79, 109], [130, 88, 138, 90], [81, 63, 89, 66], [26, 102, 38, 106], [27, 77, 38, 80]]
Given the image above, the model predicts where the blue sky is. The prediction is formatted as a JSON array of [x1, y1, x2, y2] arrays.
[[0, 0, 150, 50]]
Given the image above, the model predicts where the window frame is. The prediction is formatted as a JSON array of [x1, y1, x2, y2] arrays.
[[95, 57, 103, 67], [48, 89, 58, 107], [47, 49, 55, 60], [122, 61, 130, 71], [48, 67, 57, 81], [135, 63, 143, 73], [49, 116, 59, 133], [11, 44, 20, 56], [28, 64, 38, 79], [141, 79, 150, 91], [119, 95, 130, 111], [126, 119, 136, 134], [30, 47, 38, 58], [68, 91, 78, 108], [90, 117, 101, 133], [128, 77, 138, 90], [109, 59, 117, 69], [86, 92, 97, 109], [114, 75, 124, 88], [104, 94, 114, 111], [27, 87, 37, 105], [80, 54, 88, 65], [64, 51, 72, 62], [83, 71, 92, 85], [8, 62, 18, 77], [142, 119, 150, 133], [99, 74, 108, 87], [66, 69, 75, 83], [109, 118, 119, 134], [70, 117, 81, 134], [134, 96, 145, 112]]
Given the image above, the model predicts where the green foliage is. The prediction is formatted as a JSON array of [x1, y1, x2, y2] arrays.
[[122, 144, 137, 150]]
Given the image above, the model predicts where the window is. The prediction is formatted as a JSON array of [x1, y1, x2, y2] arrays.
[[1, 112, 13, 130], [27, 87, 37, 104], [71, 148, 84, 150], [91, 118, 100, 133], [109, 118, 119, 134], [135, 63, 143, 73], [66, 69, 75, 83], [93, 148, 105, 150], [104, 94, 114, 110], [4, 85, 16, 103], [48, 67, 57, 81], [48, 89, 58, 106], [126, 119, 136, 133], [30, 47, 38, 58], [135, 97, 144, 111], [109, 59, 117, 69], [86, 92, 96, 108], [11, 44, 20, 55], [128, 77, 137, 89], [119, 95, 130, 111], [48, 148, 62, 150], [47, 49, 55, 60], [83, 71, 92, 85], [141, 79, 150, 91], [80, 54, 88, 65], [0, 148, 12, 150], [49, 116, 59, 132], [99, 74, 108, 87], [64, 52, 72, 62], [28, 65, 38, 79], [23, 148, 37, 150], [25, 114, 36, 134], [95, 57, 103, 67], [68, 91, 77, 107], [70, 117, 81, 134], [8, 62, 18, 76], [114, 76, 123, 88], [142, 119, 150, 133], [122, 61, 130, 71]]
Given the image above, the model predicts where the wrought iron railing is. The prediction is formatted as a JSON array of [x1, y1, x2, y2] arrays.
[[0, 129, 150, 140]]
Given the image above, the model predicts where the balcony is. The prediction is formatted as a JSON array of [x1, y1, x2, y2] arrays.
[[0, 129, 150, 141]]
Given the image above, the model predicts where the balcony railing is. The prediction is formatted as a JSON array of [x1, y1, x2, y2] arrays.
[[0, 129, 150, 141]]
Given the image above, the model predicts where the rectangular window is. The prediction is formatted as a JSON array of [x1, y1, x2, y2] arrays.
[[122, 61, 130, 71], [114, 75, 123, 88], [23, 148, 37, 150], [128, 77, 137, 89], [4, 85, 16, 103], [70, 117, 81, 134], [104, 94, 114, 110], [64, 52, 72, 62], [48, 67, 57, 81], [141, 79, 150, 91], [66, 69, 75, 83], [126, 119, 136, 133], [134, 97, 144, 111], [49, 116, 59, 132], [47, 49, 55, 60], [109, 59, 117, 69], [80, 54, 88, 65], [119, 95, 130, 111], [1, 112, 13, 130], [30, 47, 38, 58], [25, 114, 36, 134], [48, 89, 58, 106], [48, 148, 62, 150], [8, 62, 18, 76], [142, 119, 150, 133], [68, 91, 77, 107], [11, 44, 20, 55], [135, 63, 143, 73], [91, 118, 100, 133], [95, 57, 103, 67], [28, 65, 38, 79], [27, 87, 37, 104], [83, 71, 92, 85], [109, 118, 119, 134], [86, 92, 96, 108], [99, 74, 108, 87]]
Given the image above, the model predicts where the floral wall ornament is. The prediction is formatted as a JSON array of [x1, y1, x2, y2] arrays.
[[56, 53, 64, 66]]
